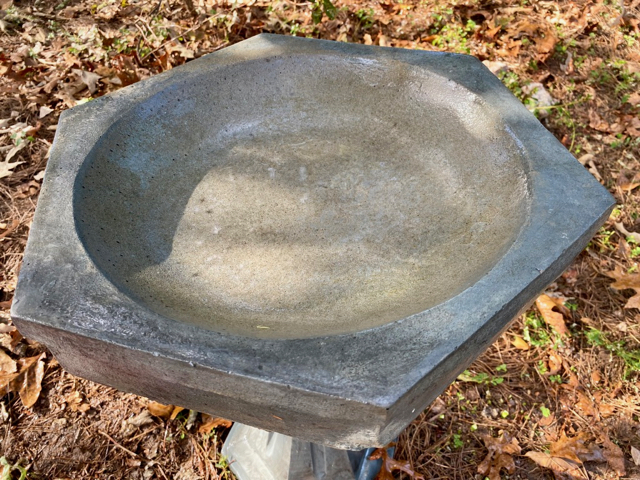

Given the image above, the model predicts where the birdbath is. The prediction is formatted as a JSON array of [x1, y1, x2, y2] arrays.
[[11, 34, 613, 479]]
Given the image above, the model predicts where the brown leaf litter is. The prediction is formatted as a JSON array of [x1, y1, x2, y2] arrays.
[[605, 267, 640, 309], [369, 445, 424, 480], [478, 432, 521, 480], [0, 351, 45, 408], [536, 294, 571, 336]]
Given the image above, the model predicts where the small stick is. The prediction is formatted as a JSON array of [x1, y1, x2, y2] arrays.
[[98, 430, 146, 460]]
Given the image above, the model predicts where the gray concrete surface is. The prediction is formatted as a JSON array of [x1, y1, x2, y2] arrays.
[[11, 34, 614, 449]]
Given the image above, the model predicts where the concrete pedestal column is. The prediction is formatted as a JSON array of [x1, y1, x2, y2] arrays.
[[222, 423, 391, 480]]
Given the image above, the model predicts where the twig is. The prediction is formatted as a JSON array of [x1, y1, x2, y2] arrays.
[[128, 424, 160, 442], [134, 22, 159, 66], [155, 464, 170, 480], [150, 0, 163, 16], [98, 430, 147, 461]]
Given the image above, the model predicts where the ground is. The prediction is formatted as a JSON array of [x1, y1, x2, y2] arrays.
[[0, 0, 639, 478]]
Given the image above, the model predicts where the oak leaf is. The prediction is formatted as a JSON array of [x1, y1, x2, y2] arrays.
[[65, 391, 90, 413], [0, 350, 16, 375], [478, 433, 521, 480], [535, 27, 557, 53], [548, 351, 563, 375], [0, 159, 24, 180], [170, 406, 185, 420], [601, 434, 626, 476], [198, 414, 232, 434], [526, 432, 604, 480], [605, 268, 640, 309], [552, 432, 604, 463], [525, 451, 585, 479], [0, 353, 46, 408], [370, 446, 424, 480], [147, 401, 174, 419], [615, 222, 640, 243], [536, 295, 569, 336]]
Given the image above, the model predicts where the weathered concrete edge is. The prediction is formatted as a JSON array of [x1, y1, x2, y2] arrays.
[[12, 319, 389, 449], [378, 201, 614, 444]]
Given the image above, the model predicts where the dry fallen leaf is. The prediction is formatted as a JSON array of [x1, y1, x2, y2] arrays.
[[536, 294, 569, 336], [71, 69, 102, 94], [198, 414, 232, 434], [553, 432, 604, 463], [0, 324, 15, 333], [478, 432, 521, 480], [539, 412, 555, 427], [548, 351, 563, 375], [0, 352, 46, 408], [370, 446, 424, 480], [0, 159, 24, 180], [560, 382, 598, 417], [589, 109, 610, 132], [631, 446, 640, 466], [614, 222, 640, 244], [127, 410, 154, 427], [616, 171, 640, 192], [601, 434, 626, 476], [525, 451, 585, 479], [526, 432, 604, 479], [598, 403, 616, 417], [605, 268, 640, 309], [0, 329, 23, 354], [512, 335, 530, 350], [170, 406, 185, 420], [147, 401, 174, 419], [535, 27, 557, 53], [65, 390, 90, 413], [18, 353, 46, 408], [0, 350, 16, 375], [575, 391, 596, 416], [627, 116, 640, 137], [39, 105, 53, 119]]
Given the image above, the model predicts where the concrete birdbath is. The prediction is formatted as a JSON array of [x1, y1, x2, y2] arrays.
[[11, 34, 613, 479]]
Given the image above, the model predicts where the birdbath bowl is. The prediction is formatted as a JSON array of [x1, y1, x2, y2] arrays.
[[74, 43, 528, 340], [12, 34, 613, 466]]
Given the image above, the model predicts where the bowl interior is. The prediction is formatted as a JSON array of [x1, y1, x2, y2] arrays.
[[74, 54, 530, 339]]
